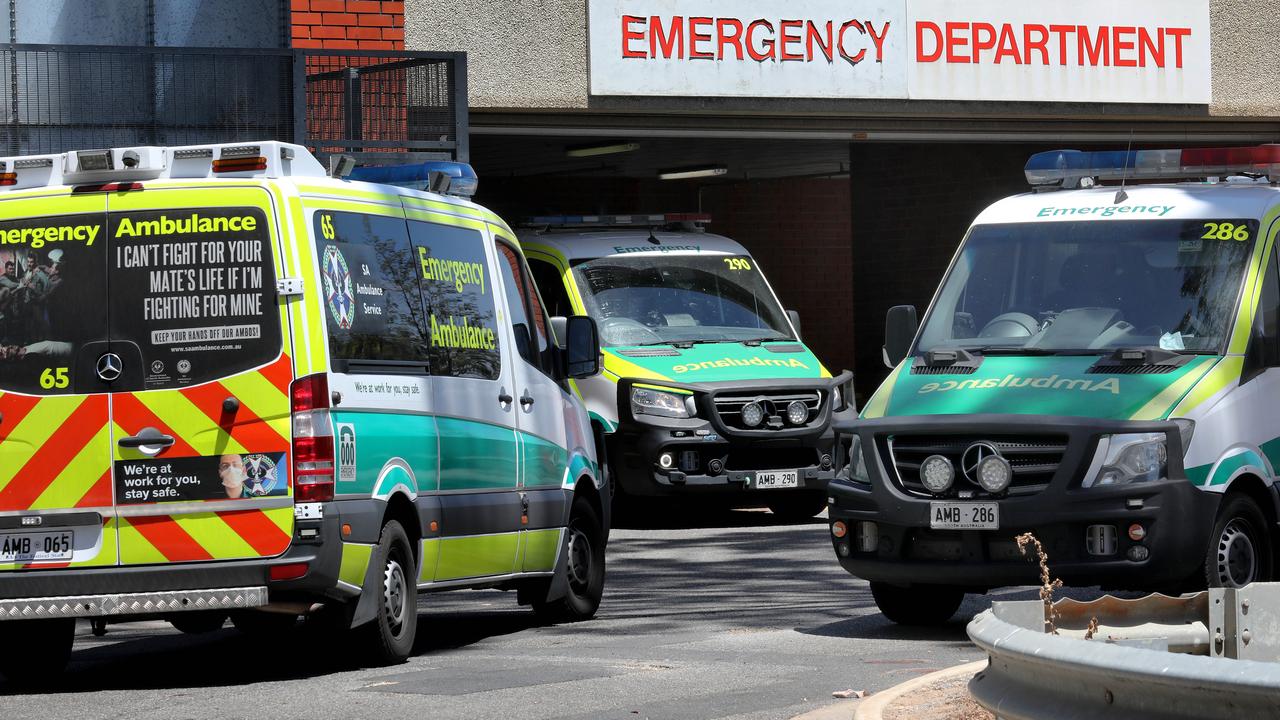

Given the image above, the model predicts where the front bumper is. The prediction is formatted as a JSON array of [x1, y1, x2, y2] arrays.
[[0, 503, 345, 619], [827, 414, 1218, 592], [612, 374, 853, 498]]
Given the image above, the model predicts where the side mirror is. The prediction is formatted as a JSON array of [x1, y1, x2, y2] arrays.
[[884, 305, 918, 368], [786, 309, 802, 340], [564, 316, 600, 379], [550, 316, 568, 350]]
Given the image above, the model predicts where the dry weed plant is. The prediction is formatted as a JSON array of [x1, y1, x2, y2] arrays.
[[1015, 532, 1063, 634]]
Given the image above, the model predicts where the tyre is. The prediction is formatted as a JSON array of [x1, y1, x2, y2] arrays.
[[0, 618, 75, 683], [870, 582, 965, 626], [766, 491, 828, 521], [356, 519, 417, 664], [169, 612, 227, 634], [534, 495, 606, 622], [1205, 494, 1273, 588], [231, 610, 298, 636]]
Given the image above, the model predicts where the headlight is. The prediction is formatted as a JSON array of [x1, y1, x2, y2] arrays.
[[920, 454, 954, 493], [740, 401, 765, 427], [785, 400, 809, 425], [845, 435, 871, 485], [630, 386, 693, 419], [1084, 432, 1167, 488]]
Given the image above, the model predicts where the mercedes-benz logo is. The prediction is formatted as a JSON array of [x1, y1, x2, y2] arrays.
[[961, 442, 1002, 482], [96, 353, 123, 382]]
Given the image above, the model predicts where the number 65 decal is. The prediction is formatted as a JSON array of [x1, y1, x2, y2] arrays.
[[39, 367, 70, 389]]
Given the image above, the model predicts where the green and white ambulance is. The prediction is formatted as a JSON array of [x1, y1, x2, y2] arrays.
[[829, 145, 1280, 625], [521, 216, 854, 519], [0, 141, 606, 679]]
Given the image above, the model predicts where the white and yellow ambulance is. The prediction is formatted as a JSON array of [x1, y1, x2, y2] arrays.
[[0, 142, 607, 679], [829, 145, 1280, 624], [520, 217, 854, 519]]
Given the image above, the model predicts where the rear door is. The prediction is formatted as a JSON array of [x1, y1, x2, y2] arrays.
[[0, 193, 116, 571], [106, 187, 294, 566]]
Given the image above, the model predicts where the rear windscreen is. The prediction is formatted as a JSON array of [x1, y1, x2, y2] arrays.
[[108, 207, 282, 390], [0, 213, 108, 394]]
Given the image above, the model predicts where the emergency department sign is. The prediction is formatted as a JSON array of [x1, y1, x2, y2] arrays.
[[588, 0, 909, 99], [587, 0, 1211, 104]]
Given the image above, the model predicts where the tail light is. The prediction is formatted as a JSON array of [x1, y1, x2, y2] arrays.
[[291, 373, 334, 503]]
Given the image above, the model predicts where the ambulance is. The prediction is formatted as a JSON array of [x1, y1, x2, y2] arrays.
[[520, 217, 854, 519], [0, 142, 607, 679], [828, 145, 1280, 625]]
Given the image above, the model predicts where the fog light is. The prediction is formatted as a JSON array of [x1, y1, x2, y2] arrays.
[[741, 402, 764, 428], [977, 455, 1012, 493], [831, 521, 848, 538], [658, 452, 675, 469], [1127, 545, 1150, 562], [708, 458, 724, 475], [920, 455, 955, 494], [820, 453, 833, 470], [786, 400, 809, 425], [1128, 523, 1146, 541], [855, 521, 879, 552]]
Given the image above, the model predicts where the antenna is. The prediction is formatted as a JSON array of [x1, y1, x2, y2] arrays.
[[1115, 130, 1134, 204]]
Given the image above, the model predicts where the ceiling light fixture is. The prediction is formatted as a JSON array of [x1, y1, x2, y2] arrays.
[[565, 141, 640, 158], [657, 165, 728, 180]]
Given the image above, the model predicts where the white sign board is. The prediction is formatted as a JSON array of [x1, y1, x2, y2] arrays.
[[587, 0, 1212, 104], [907, 0, 1211, 104], [587, 0, 909, 98]]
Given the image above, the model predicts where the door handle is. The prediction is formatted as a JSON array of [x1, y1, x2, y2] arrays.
[[498, 391, 514, 405], [119, 432, 176, 450], [519, 393, 535, 408]]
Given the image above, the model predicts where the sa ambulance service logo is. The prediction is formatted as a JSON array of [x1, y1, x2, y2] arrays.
[[336, 423, 357, 482], [321, 244, 356, 329]]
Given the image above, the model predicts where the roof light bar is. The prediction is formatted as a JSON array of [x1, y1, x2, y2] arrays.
[[347, 161, 479, 198], [1026, 144, 1280, 188], [521, 213, 712, 228]]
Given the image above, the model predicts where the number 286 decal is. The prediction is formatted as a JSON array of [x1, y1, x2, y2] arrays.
[[1202, 222, 1251, 241]]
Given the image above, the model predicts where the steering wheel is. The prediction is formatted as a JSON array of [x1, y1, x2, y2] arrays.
[[978, 312, 1040, 339], [599, 317, 663, 345]]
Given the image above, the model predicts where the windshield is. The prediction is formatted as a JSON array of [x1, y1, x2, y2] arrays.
[[917, 219, 1258, 356], [571, 254, 794, 347]]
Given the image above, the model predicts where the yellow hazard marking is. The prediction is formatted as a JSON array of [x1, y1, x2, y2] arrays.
[[0, 395, 84, 492], [263, 506, 294, 536], [131, 392, 247, 456], [602, 353, 672, 382], [174, 512, 257, 559], [861, 361, 906, 419], [31, 424, 111, 510], [117, 518, 169, 565], [1171, 356, 1246, 417]]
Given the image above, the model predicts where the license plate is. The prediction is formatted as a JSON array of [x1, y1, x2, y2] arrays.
[[929, 502, 999, 530], [0, 530, 74, 563], [754, 470, 799, 489]]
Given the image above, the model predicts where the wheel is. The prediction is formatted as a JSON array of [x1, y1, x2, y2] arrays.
[[534, 495, 606, 622], [1205, 494, 1273, 588], [0, 618, 75, 683], [356, 519, 417, 664], [230, 610, 298, 636], [870, 582, 965, 626], [767, 491, 828, 521], [169, 612, 227, 634]]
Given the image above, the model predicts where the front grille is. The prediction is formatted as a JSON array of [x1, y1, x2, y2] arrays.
[[883, 434, 1068, 498], [713, 390, 824, 431]]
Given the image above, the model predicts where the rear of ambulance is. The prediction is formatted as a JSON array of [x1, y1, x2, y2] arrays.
[[0, 143, 342, 679]]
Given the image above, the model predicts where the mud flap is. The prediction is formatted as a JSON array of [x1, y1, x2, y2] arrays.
[[540, 533, 572, 604], [350, 543, 385, 629]]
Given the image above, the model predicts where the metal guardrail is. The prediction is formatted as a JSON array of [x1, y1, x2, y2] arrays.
[[2, 45, 468, 161], [967, 585, 1280, 719]]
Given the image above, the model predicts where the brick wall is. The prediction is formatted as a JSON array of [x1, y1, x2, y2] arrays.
[[291, 0, 404, 49], [849, 143, 1054, 401]]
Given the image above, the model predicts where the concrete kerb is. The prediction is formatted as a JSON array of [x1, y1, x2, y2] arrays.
[[851, 660, 987, 720]]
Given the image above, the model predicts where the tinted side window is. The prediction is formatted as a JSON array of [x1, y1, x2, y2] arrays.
[[110, 207, 282, 390], [528, 258, 573, 319], [496, 242, 538, 367], [408, 220, 500, 380], [313, 210, 427, 368], [0, 212, 107, 394]]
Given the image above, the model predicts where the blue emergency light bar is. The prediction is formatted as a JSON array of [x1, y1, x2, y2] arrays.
[[1026, 145, 1280, 189], [521, 213, 711, 227], [348, 161, 479, 198]]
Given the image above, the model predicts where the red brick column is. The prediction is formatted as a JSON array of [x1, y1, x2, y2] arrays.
[[291, 0, 404, 50]]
